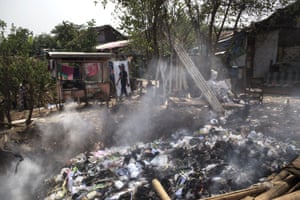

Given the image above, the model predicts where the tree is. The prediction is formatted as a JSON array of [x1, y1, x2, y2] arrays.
[[0, 22, 55, 127], [0, 19, 6, 42], [98, 0, 197, 68], [10, 57, 52, 125], [51, 20, 98, 51], [31, 34, 56, 56], [0, 18, 102, 127], [0, 26, 33, 56], [0, 56, 15, 126]]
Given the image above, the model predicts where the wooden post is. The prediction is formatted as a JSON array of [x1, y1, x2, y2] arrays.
[[152, 179, 171, 200]]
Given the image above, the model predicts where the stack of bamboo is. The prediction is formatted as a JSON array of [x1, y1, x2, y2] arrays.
[[201, 156, 300, 200], [172, 39, 224, 114]]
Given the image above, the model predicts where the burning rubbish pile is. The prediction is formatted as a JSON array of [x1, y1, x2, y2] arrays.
[[44, 124, 297, 200]]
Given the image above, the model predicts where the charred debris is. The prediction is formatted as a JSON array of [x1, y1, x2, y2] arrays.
[[43, 85, 300, 199], [44, 117, 299, 200]]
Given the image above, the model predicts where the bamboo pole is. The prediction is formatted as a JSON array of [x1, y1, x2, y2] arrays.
[[271, 170, 290, 182], [241, 196, 254, 200], [172, 40, 224, 114], [273, 190, 300, 200], [152, 179, 171, 200], [255, 175, 297, 200], [288, 182, 300, 193], [200, 184, 268, 200]]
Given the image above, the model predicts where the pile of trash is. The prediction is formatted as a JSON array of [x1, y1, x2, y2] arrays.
[[44, 125, 297, 200]]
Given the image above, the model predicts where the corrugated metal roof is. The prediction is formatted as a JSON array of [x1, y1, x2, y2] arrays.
[[96, 40, 129, 50], [47, 51, 113, 59]]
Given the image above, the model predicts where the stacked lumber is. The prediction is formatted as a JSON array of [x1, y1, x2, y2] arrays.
[[201, 156, 300, 200]]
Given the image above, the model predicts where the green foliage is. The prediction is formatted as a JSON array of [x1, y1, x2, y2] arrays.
[[10, 57, 54, 106], [51, 20, 98, 51], [32, 34, 56, 56], [99, 0, 295, 58], [0, 27, 33, 56], [0, 22, 57, 125], [99, 0, 197, 59]]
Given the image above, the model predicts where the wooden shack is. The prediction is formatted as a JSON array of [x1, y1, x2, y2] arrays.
[[47, 51, 113, 106]]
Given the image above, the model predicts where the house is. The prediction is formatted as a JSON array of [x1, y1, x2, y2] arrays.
[[93, 25, 127, 45], [217, 1, 300, 94], [251, 1, 300, 90], [47, 51, 113, 106]]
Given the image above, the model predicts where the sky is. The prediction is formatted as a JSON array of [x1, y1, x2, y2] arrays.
[[0, 0, 118, 35]]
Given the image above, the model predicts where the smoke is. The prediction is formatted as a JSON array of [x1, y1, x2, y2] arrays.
[[38, 102, 105, 160], [0, 158, 43, 200], [112, 57, 231, 146], [0, 102, 110, 200], [113, 92, 159, 146], [113, 57, 196, 146]]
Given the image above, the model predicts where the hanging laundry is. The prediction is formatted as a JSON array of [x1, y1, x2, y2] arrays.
[[85, 63, 99, 77], [61, 65, 74, 80]]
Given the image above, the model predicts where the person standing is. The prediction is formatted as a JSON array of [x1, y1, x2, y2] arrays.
[[116, 64, 129, 99]]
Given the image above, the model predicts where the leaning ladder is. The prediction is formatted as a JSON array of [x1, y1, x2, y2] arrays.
[[173, 40, 224, 114]]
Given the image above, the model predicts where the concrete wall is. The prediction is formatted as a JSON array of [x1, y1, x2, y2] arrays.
[[253, 30, 279, 78]]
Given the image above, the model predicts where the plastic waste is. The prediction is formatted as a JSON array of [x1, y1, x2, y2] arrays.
[[150, 154, 168, 167], [127, 162, 142, 179], [86, 190, 101, 199], [114, 180, 125, 190], [210, 118, 219, 125], [45, 123, 297, 199]]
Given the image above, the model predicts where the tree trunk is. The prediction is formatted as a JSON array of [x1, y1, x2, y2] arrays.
[[26, 85, 34, 126], [0, 99, 6, 128], [185, 0, 211, 80], [4, 95, 12, 128], [233, 5, 245, 31]]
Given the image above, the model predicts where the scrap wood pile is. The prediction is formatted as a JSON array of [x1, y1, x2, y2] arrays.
[[202, 156, 300, 200], [44, 124, 298, 200]]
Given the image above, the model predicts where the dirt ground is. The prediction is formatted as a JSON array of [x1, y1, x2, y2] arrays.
[[1, 94, 300, 167], [0, 93, 300, 199]]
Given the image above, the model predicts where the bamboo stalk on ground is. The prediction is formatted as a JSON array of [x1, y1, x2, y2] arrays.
[[288, 182, 300, 193], [200, 184, 268, 200], [271, 170, 290, 182], [254, 175, 297, 200], [241, 196, 254, 200], [152, 179, 171, 200], [273, 190, 300, 200]]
